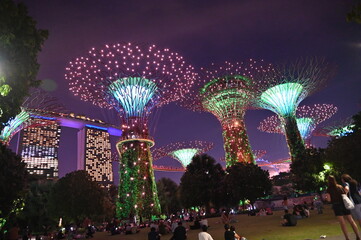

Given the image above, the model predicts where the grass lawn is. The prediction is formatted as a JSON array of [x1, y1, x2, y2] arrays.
[[93, 205, 356, 240]]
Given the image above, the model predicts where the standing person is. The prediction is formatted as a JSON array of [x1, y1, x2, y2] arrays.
[[342, 174, 361, 228], [221, 210, 230, 224], [282, 196, 288, 210], [172, 222, 187, 240], [327, 175, 361, 240], [198, 225, 213, 240], [224, 224, 234, 240], [148, 227, 160, 240], [230, 226, 240, 240]]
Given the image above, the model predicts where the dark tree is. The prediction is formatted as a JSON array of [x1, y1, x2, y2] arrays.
[[223, 162, 272, 208], [290, 148, 327, 192], [0, 143, 28, 234], [0, 0, 48, 130], [157, 178, 181, 215], [179, 154, 225, 211], [17, 178, 55, 234], [272, 172, 292, 186], [347, 3, 361, 24], [325, 112, 361, 182], [48, 171, 112, 223]]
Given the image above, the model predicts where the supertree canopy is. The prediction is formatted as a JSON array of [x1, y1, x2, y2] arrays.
[[315, 117, 355, 137], [152, 140, 213, 168], [254, 58, 335, 161], [182, 60, 273, 166], [0, 89, 65, 144], [66, 42, 196, 219], [258, 104, 338, 144]]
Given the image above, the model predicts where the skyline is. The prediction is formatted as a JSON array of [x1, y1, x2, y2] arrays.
[[12, 0, 361, 183]]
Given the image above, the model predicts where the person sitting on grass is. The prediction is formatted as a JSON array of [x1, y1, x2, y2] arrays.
[[190, 217, 201, 230], [148, 227, 161, 240], [281, 210, 297, 226], [199, 217, 209, 228]]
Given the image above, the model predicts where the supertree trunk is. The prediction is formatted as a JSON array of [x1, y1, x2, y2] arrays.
[[222, 119, 254, 167], [116, 141, 160, 220], [138, 143, 161, 218], [283, 116, 306, 162]]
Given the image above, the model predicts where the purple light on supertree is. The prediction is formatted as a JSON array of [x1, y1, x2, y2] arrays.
[[254, 58, 335, 162], [0, 89, 66, 144], [181, 60, 273, 166], [152, 140, 213, 168], [65, 42, 196, 219], [258, 104, 338, 146]]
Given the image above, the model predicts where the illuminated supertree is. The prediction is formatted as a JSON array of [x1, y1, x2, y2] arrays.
[[315, 117, 355, 138], [254, 58, 335, 161], [0, 89, 65, 144], [66, 42, 196, 219], [220, 149, 266, 163], [182, 60, 273, 166], [258, 104, 338, 145], [152, 140, 213, 168]]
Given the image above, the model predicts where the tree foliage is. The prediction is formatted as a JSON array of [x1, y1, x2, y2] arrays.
[[0, 0, 48, 129], [223, 162, 272, 207], [0, 143, 28, 234], [271, 172, 292, 186], [179, 154, 225, 211], [157, 178, 181, 215], [17, 177, 55, 234], [291, 148, 328, 192], [347, 3, 361, 24], [48, 171, 113, 223], [324, 111, 361, 182]]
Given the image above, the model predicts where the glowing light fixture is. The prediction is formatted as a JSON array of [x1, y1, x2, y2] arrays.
[[260, 82, 304, 116], [171, 148, 198, 167], [109, 77, 158, 117]]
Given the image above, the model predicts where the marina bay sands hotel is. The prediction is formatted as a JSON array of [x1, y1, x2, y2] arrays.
[[13, 112, 122, 187]]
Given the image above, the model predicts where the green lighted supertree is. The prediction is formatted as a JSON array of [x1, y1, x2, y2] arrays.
[[181, 60, 273, 166], [152, 140, 213, 168], [66, 43, 196, 219], [258, 103, 338, 146], [315, 117, 355, 138], [254, 58, 335, 162], [0, 89, 65, 145]]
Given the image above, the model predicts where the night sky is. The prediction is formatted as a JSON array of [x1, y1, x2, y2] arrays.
[[12, 0, 361, 184]]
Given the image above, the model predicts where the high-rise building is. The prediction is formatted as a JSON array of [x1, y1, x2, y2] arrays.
[[77, 125, 113, 187], [20, 121, 61, 179]]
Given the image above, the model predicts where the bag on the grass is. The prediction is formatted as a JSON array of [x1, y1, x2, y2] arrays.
[[342, 194, 355, 210]]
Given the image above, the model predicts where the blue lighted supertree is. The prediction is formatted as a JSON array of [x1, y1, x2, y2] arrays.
[[258, 104, 338, 145], [254, 58, 335, 161], [66, 42, 196, 219]]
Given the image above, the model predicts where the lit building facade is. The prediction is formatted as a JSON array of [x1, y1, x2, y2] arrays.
[[20, 121, 61, 179], [77, 125, 113, 187]]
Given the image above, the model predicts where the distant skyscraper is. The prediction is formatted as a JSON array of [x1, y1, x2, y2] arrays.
[[20, 121, 61, 179], [77, 125, 113, 187]]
